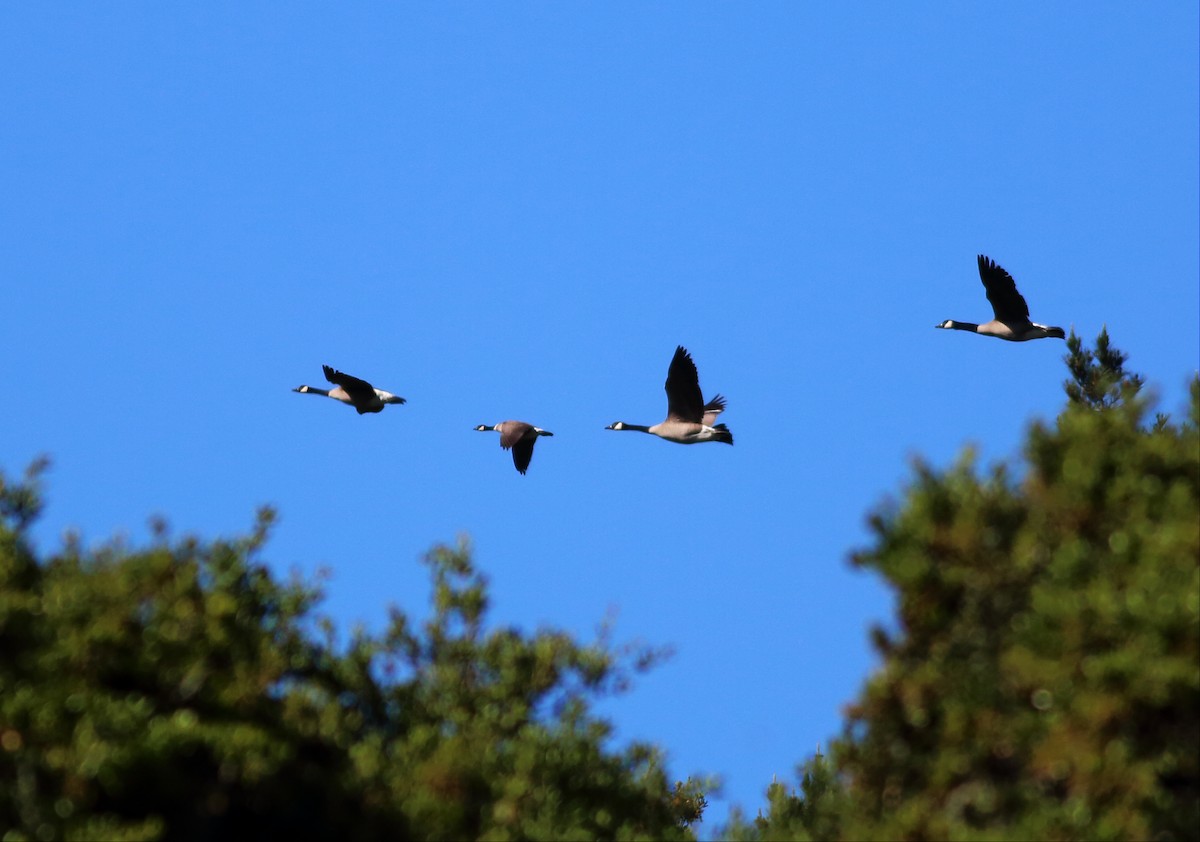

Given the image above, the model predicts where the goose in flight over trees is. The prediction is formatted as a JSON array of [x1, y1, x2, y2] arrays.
[[605, 345, 734, 445], [293, 365, 406, 414], [936, 255, 1065, 341], [474, 421, 554, 475]]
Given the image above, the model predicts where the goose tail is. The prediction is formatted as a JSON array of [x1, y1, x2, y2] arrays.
[[712, 423, 734, 446]]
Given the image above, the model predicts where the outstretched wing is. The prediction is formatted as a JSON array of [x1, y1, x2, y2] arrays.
[[977, 255, 1030, 322], [323, 365, 379, 405], [495, 422, 539, 474], [702, 394, 726, 427], [510, 438, 536, 474], [664, 346, 705, 423]]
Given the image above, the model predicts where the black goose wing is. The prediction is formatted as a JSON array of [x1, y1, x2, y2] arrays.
[[977, 255, 1030, 321], [323, 365, 378, 404], [664, 346, 705, 423], [702, 394, 726, 426], [496, 422, 537, 474], [510, 437, 536, 474]]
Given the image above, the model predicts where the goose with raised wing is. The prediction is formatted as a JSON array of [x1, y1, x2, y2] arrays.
[[936, 255, 1065, 341], [293, 365, 406, 414], [474, 421, 554, 475], [605, 345, 733, 445]]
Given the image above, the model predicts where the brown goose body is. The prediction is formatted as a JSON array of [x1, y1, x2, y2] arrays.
[[605, 345, 734, 445], [937, 255, 1065, 342], [474, 421, 554, 474], [293, 365, 406, 414]]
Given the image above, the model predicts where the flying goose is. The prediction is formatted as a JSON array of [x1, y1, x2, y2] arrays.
[[936, 255, 1065, 341], [293, 365, 406, 414], [474, 421, 554, 474], [605, 345, 734, 445]]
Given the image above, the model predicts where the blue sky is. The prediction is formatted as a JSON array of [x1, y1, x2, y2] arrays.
[[3, 3, 1197, 829]]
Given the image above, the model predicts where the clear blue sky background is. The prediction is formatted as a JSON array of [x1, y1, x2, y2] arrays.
[[4, 3, 1197, 830]]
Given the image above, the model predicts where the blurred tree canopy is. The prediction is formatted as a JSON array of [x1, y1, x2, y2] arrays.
[[0, 468, 705, 840], [724, 329, 1199, 841]]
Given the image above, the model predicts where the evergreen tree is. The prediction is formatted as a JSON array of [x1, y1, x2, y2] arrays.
[[1063, 326, 1145, 410], [726, 331, 1199, 840], [0, 463, 706, 840], [5, 329, 1195, 841], [721, 750, 846, 842]]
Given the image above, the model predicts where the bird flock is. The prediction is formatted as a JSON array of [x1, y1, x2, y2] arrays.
[[294, 254, 1063, 474]]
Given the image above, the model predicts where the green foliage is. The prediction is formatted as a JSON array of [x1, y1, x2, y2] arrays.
[[730, 331, 1198, 841], [0, 467, 704, 841], [720, 751, 846, 842], [6, 330, 1196, 841], [1063, 326, 1145, 410]]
